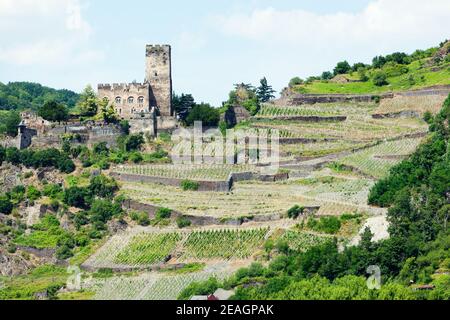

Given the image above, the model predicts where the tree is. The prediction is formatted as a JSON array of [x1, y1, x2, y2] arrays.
[[289, 77, 304, 87], [173, 93, 195, 121], [0, 194, 13, 214], [64, 187, 91, 209], [77, 85, 98, 116], [333, 61, 351, 75], [358, 68, 369, 82], [3, 111, 21, 137], [100, 99, 118, 124], [119, 120, 130, 135], [185, 103, 220, 127], [38, 100, 69, 122], [321, 72, 333, 80], [89, 175, 118, 199], [373, 71, 389, 86], [372, 55, 387, 69], [256, 77, 276, 103], [124, 134, 145, 151]]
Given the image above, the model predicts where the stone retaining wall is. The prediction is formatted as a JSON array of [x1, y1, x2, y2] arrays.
[[112, 170, 289, 192], [254, 115, 347, 122], [110, 172, 231, 192]]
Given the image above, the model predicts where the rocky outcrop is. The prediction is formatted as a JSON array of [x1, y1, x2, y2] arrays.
[[223, 105, 251, 127], [0, 249, 33, 276]]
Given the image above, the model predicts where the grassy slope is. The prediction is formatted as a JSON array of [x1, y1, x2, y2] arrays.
[[293, 60, 450, 94]]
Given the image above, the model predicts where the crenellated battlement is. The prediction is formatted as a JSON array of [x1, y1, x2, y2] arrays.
[[98, 82, 148, 91], [97, 44, 173, 119]]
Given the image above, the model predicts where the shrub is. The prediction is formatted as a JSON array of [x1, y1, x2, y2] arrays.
[[0, 195, 13, 214], [289, 77, 304, 87], [156, 207, 172, 219], [129, 152, 143, 163], [176, 216, 191, 228], [181, 180, 200, 191], [56, 245, 73, 260], [38, 100, 69, 122], [185, 103, 220, 127], [333, 61, 351, 75], [119, 120, 130, 135], [130, 211, 150, 226], [63, 187, 91, 209], [124, 134, 145, 151], [89, 175, 118, 199], [26, 186, 41, 202], [89, 199, 123, 224], [307, 216, 341, 234], [43, 184, 63, 199], [373, 71, 389, 86], [287, 205, 304, 219]]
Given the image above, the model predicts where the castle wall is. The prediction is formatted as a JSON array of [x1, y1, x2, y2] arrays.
[[97, 83, 151, 119], [145, 45, 173, 116]]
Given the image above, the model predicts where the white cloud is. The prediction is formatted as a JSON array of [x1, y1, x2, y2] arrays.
[[0, 0, 100, 67], [214, 0, 450, 51]]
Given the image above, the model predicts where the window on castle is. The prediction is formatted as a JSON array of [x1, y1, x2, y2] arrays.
[[128, 97, 134, 104], [138, 96, 144, 105], [115, 97, 121, 104]]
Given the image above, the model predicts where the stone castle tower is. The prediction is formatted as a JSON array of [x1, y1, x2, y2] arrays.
[[98, 44, 173, 120], [145, 45, 172, 116]]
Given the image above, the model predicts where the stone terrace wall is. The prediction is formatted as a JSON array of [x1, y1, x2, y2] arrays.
[[285, 93, 392, 105], [278, 85, 450, 106], [395, 85, 450, 97], [112, 170, 289, 193], [110, 172, 231, 192]]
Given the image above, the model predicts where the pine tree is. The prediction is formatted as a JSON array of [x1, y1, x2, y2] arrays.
[[256, 77, 276, 103]]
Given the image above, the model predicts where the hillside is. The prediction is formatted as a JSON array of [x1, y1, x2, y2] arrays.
[[0, 82, 79, 111], [289, 40, 450, 95]]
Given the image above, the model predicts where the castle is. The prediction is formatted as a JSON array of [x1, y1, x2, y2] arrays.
[[97, 45, 177, 134]]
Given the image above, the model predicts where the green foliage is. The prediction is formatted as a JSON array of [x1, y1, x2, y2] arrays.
[[307, 216, 342, 234], [115, 232, 182, 265], [0, 81, 79, 111], [89, 174, 118, 199], [77, 85, 98, 117], [185, 103, 220, 127], [0, 194, 13, 214], [321, 72, 333, 80], [156, 207, 172, 219], [333, 61, 351, 75], [130, 211, 150, 226], [256, 77, 276, 102], [26, 186, 41, 202], [2, 147, 75, 173], [129, 151, 143, 163], [0, 110, 21, 137], [38, 100, 69, 122], [119, 120, 130, 135], [287, 205, 304, 219], [13, 215, 71, 250], [173, 92, 195, 121], [289, 77, 304, 87], [64, 187, 92, 209], [124, 133, 145, 152], [180, 179, 200, 191], [176, 216, 192, 228], [177, 277, 220, 300], [373, 70, 389, 86]]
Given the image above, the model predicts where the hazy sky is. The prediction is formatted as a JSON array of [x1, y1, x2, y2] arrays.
[[1, 0, 449, 105]]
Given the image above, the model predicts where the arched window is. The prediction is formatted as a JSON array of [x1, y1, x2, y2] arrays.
[[138, 96, 144, 105], [128, 97, 134, 104], [115, 97, 121, 104]]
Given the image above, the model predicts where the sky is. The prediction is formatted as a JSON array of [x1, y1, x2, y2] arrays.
[[1, 0, 450, 106]]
